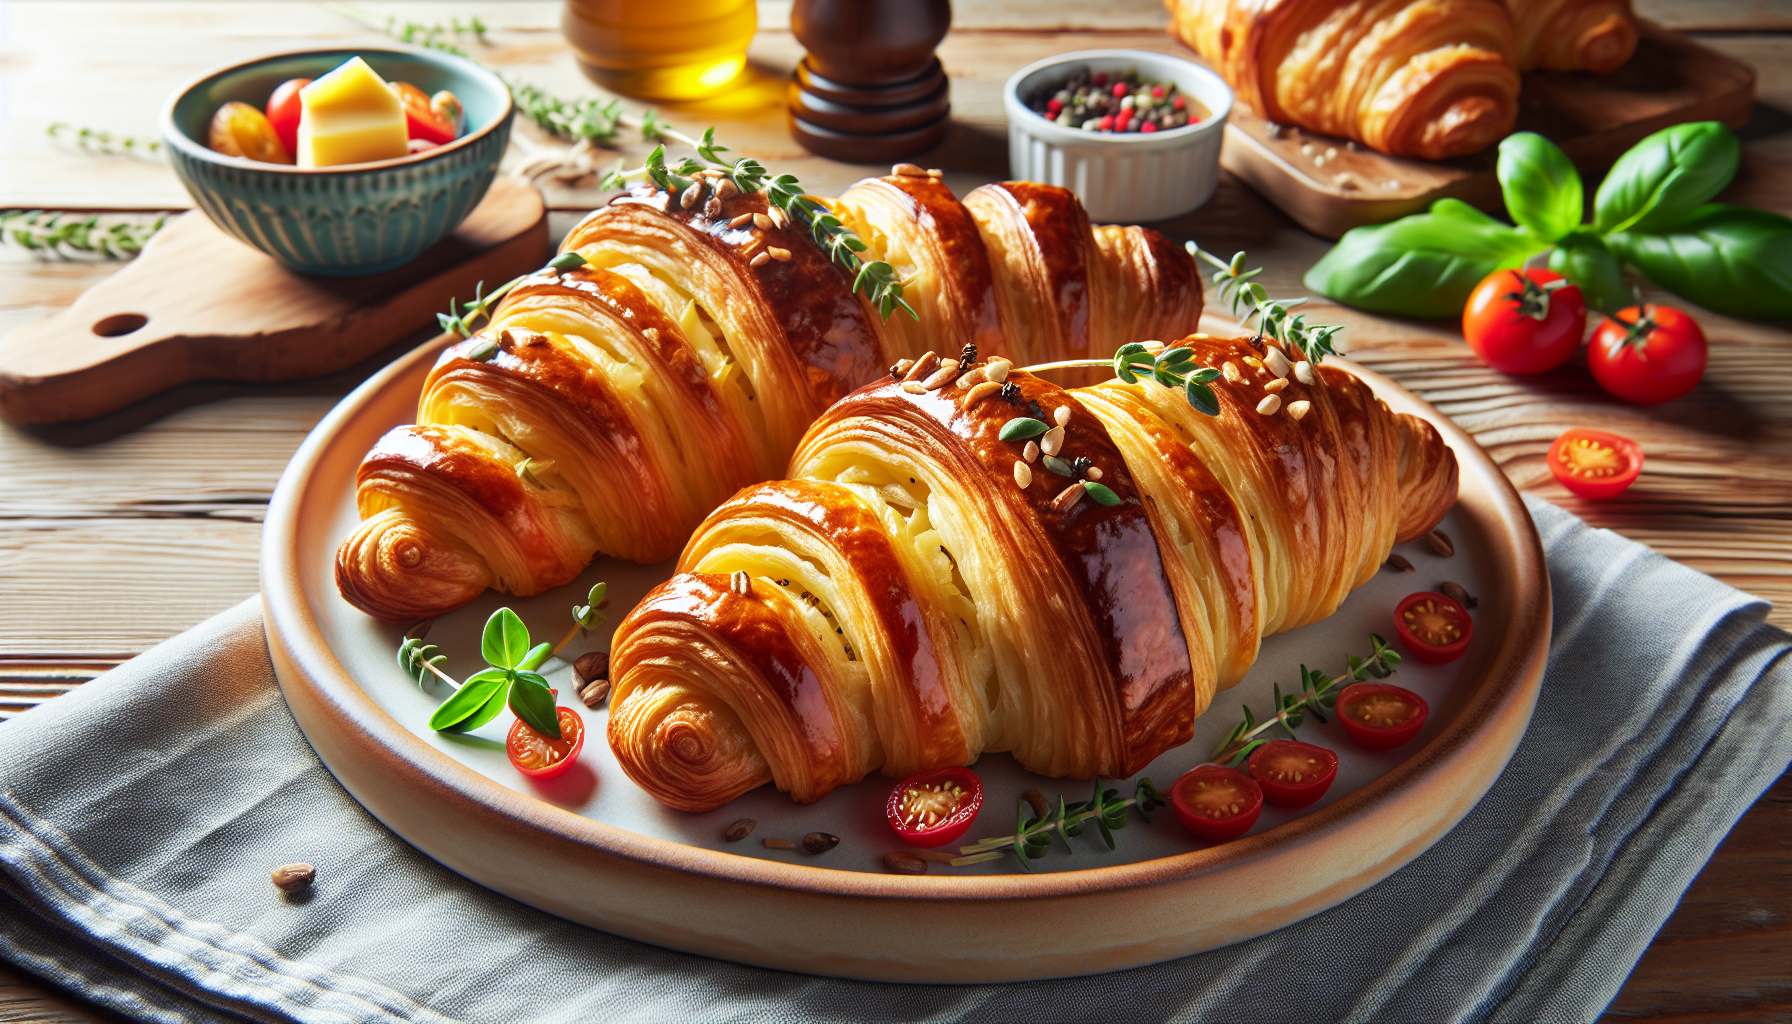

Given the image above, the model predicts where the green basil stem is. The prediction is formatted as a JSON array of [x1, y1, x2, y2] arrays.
[[440, 251, 588, 337]]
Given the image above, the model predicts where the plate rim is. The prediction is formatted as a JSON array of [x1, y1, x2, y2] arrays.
[[262, 332, 1549, 934]]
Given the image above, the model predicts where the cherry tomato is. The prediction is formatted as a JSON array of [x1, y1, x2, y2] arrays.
[[1462, 268, 1586, 375], [1170, 764, 1263, 843], [1246, 740, 1338, 809], [886, 766, 982, 847], [1394, 591, 1473, 664], [1587, 305, 1707, 406], [264, 77, 310, 155], [1548, 429, 1643, 500], [206, 101, 293, 164], [390, 80, 458, 145], [1337, 683, 1429, 751], [507, 706, 584, 780]]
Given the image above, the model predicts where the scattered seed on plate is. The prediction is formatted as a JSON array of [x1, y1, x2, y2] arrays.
[[577, 678, 610, 708], [1427, 529, 1455, 558], [574, 651, 608, 686], [1014, 460, 1033, 489], [1287, 399, 1311, 421], [1385, 553, 1415, 573], [763, 838, 797, 850], [884, 852, 928, 874], [271, 863, 315, 893], [803, 832, 840, 854], [1439, 581, 1478, 608], [1256, 394, 1282, 416], [724, 818, 756, 842]]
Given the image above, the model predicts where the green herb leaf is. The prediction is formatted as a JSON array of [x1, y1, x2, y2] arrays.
[[397, 638, 447, 689], [508, 671, 561, 738], [1304, 199, 1543, 319], [427, 667, 510, 732], [1083, 481, 1122, 506], [1547, 231, 1631, 313], [518, 642, 554, 672], [1606, 205, 1792, 320], [999, 417, 1049, 441], [482, 608, 531, 670], [1497, 133, 1583, 242], [1184, 380, 1220, 417], [1594, 121, 1740, 235]]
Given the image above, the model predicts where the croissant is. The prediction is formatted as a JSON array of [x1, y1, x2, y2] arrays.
[[1167, 0, 1522, 160], [336, 174, 1202, 623], [607, 336, 1459, 811], [1503, 0, 1637, 73]]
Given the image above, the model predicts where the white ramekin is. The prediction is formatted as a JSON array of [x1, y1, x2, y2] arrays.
[[1004, 49, 1233, 223]]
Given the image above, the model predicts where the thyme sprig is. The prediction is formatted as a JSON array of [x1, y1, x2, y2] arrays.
[[323, 4, 486, 57], [953, 777, 1164, 871], [46, 122, 163, 158], [599, 128, 916, 320], [1208, 633, 1402, 766], [396, 608, 564, 737], [549, 583, 608, 658], [438, 250, 588, 338], [0, 209, 169, 259], [1191, 244, 1345, 364]]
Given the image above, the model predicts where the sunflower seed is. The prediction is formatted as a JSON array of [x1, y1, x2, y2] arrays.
[[1264, 377, 1289, 393], [767, 247, 792, 262], [1427, 529, 1455, 558], [1287, 399, 1312, 421], [1023, 440, 1039, 463], [578, 678, 610, 707], [905, 351, 938, 381], [1439, 581, 1478, 608], [753, 212, 775, 231], [1013, 461, 1032, 489], [883, 852, 928, 874], [1053, 405, 1071, 426], [1052, 482, 1086, 511], [803, 832, 841, 854], [985, 358, 1011, 383], [724, 818, 756, 842], [892, 162, 927, 177], [714, 177, 738, 201], [730, 570, 750, 595], [922, 366, 957, 390], [679, 181, 703, 209], [1385, 553, 1415, 573], [1295, 360, 1317, 385], [1040, 425, 1065, 456], [1256, 394, 1282, 416], [271, 863, 315, 893], [749, 251, 770, 268], [965, 380, 1001, 407], [902, 381, 928, 394], [1264, 347, 1292, 378]]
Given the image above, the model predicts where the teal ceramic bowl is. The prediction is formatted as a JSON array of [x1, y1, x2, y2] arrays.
[[161, 47, 514, 277]]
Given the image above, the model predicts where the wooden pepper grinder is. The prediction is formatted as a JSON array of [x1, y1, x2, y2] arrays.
[[788, 0, 952, 163]]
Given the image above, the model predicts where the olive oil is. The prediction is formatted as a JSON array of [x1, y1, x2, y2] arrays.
[[562, 0, 756, 101]]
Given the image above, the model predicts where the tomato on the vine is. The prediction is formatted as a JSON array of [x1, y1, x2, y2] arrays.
[[1588, 305, 1707, 406], [264, 77, 310, 155], [1462, 268, 1587, 376], [507, 707, 584, 779], [886, 766, 982, 847], [1336, 683, 1429, 751], [1394, 591, 1473, 663], [1170, 764, 1263, 842], [390, 80, 459, 144], [1548, 429, 1643, 500], [1246, 740, 1338, 809]]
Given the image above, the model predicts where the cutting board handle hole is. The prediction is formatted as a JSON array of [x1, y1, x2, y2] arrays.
[[92, 313, 148, 337]]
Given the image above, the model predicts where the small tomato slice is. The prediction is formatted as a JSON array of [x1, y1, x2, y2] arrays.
[[207, 101, 292, 164], [1170, 764, 1263, 843], [886, 766, 982, 847], [1548, 429, 1642, 501], [1395, 591, 1472, 663], [391, 80, 458, 144], [507, 706, 584, 780], [1246, 740, 1339, 809], [265, 77, 310, 155], [1588, 305, 1707, 406], [1337, 683, 1429, 751], [1462, 268, 1587, 376]]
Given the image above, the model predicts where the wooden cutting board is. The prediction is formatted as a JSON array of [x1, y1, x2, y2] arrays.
[[1217, 22, 1758, 239], [0, 176, 550, 426]]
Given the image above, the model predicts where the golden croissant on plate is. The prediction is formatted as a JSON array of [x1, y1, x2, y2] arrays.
[[607, 338, 1459, 812], [336, 173, 1202, 624]]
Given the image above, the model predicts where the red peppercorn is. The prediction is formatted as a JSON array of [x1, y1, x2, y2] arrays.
[[1112, 82, 1128, 98], [1047, 98, 1063, 114], [1141, 121, 1158, 133], [1092, 71, 1109, 86], [1153, 85, 1166, 99], [1173, 95, 1186, 111], [1097, 115, 1114, 131]]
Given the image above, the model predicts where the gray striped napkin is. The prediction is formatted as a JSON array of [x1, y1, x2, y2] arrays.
[[0, 495, 1787, 1024]]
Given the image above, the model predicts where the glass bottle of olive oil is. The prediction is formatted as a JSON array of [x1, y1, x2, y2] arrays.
[[562, 0, 757, 101]]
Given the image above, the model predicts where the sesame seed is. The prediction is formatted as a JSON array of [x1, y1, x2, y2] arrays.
[[768, 247, 792, 262], [1244, 355, 1265, 371], [714, 178, 738, 201], [1257, 394, 1282, 416], [730, 570, 750, 595], [905, 351, 939, 381], [1085, 466, 1103, 481], [1264, 377, 1289, 393], [922, 366, 957, 390], [1263, 347, 1292, 378], [767, 205, 788, 228], [985, 358, 1011, 383], [956, 366, 988, 388], [750, 251, 770, 267], [1054, 406, 1071, 426], [680, 181, 703, 209], [1223, 361, 1243, 385], [1013, 461, 1033, 489], [1040, 425, 1065, 456], [729, 212, 754, 228], [893, 358, 915, 377], [965, 380, 1001, 407], [927, 168, 944, 178], [902, 381, 927, 394], [892, 162, 926, 177], [1023, 440, 1039, 463], [1287, 399, 1312, 421], [1051, 482, 1086, 511], [704, 197, 722, 218], [753, 212, 775, 232], [1295, 360, 1317, 385]]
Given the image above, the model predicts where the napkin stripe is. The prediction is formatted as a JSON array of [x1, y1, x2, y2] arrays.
[[0, 790, 457, 1024]]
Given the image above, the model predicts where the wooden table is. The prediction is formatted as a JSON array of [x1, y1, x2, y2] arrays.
[[1, 2, 1786, 1020]]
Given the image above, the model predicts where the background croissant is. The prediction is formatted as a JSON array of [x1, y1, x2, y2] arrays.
[[1504, 0, 1637, 74], [336, 175, 1202, 624], [607, 337, 1459, 812]]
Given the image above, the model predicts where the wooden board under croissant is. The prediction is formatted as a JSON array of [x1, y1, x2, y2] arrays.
[[1212, 21, 1757, 239], [260, 326, 1549, 981]]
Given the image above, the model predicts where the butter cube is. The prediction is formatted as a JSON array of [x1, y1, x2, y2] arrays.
[[296, 57, 408, 167]]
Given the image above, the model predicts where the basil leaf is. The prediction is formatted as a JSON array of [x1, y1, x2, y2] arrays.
[[481, 607, 530, 669], [1593, 121, 1740, 235], [1498, 132, 1583, 241], [1304, 201, 1544, 319], [1547, 232, 1630, 313], [427, 667, 510, 732], [508, 672, 562, 739], [1607, 204, 1792, 320]]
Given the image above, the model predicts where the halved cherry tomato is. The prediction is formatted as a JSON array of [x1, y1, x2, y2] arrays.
[[264, 77, 310, 155], [390, 80, 458, 144], [1246, 740, 1339, 808], [507, 706, 584, 779], [1394, 591, 1472, 663], [886, 766, 982, 847], [207, 101, 292, 164], [1588, 304, 1707, 406], [1548, 429, 1643, 501], [1337, 683, 1429, 751], [1170, 764, 1263, 843], [1462, 268, 1587, 376]]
